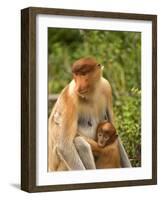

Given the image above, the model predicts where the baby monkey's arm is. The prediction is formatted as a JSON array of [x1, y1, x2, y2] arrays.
[[82, 136, 102, 156]]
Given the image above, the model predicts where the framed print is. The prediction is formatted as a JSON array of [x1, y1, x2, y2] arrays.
[[21, 7, 157, 192]]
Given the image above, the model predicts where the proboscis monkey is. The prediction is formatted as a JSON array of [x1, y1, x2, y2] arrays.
[[84, 121, 121, 169], [48, 57, 131, 171]]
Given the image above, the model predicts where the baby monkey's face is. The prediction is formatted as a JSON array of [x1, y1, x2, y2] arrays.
[[96, 122, 117, 148], [97, 131, 110, 147]]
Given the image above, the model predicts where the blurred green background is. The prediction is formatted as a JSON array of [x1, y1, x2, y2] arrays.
[[48, 28, 141, 167]]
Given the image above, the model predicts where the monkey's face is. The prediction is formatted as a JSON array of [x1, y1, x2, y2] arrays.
[[96, 122, 117, 147], [72, 58, 102, 98], [73, 72, 90, 95], [97, 131, 110, 148]]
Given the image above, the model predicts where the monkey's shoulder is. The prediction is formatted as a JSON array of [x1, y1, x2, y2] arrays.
[[100, 78, 112, 97], [101, 77, 111, 87], [55, 84, 77, 106], [59, 84, 70, 99], [49, 85, 70, 123]]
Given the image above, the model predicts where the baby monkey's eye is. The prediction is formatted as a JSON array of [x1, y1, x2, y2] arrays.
[[98, 133, 102, 137]]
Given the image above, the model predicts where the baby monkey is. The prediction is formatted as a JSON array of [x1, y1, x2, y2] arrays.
[[85, 121, 121, 169]]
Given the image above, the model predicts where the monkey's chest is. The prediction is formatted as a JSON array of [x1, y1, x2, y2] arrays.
[[77, 109, 108, 139]]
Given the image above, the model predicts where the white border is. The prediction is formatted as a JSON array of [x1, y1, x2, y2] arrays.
[[36, 14, 152, 186]]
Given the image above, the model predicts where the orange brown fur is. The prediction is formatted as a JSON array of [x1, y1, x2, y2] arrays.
[[85, 122, 121, 169], [96, 121, 118, 146], [48, 57, 115, 171]]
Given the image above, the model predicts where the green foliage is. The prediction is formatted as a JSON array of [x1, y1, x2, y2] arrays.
[[114, 88, 141, 167], [48, 28, 141, 167]]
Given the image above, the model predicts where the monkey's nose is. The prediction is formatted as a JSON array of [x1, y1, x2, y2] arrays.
[[76, 86, 88, 94]]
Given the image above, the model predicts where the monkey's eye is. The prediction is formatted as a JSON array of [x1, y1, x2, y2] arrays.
[[98, 133, 102, 137], [81, 72, 87, 76]]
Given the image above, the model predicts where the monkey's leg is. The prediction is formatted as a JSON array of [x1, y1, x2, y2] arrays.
[[56, 147, 71, 170], [74, 136, 96, 169], [118, 137, 132, 168]]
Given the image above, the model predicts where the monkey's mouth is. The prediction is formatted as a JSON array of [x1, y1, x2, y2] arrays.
[[78, 90, 88, 94], [78, 94, 87, 100], [98, 143, 105, 148], [77, 91, 89, 98]]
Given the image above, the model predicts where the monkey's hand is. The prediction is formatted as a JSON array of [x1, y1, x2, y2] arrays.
[[82, 137, 101, 156]]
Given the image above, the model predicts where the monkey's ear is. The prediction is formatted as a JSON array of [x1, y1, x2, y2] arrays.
[[97, 63, 104, 70], [101, 65, 104, 70], [112, 134, 118, 141]]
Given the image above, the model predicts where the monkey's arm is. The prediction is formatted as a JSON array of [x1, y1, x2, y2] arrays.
[[49, 90, 86, 170], [102, 78, 114, 124], [50, 87, 97, 170], [83, 137, 102, 156], [102, 78, 131, 167], [74, 136, 96, 169], [57, 140, 86, 170], [118, 137, 132, 168], [57, 125, 96, 170], [57, 116, 86, 170]]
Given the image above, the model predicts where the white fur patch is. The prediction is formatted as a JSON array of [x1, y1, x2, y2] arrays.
[[53, 111, 62, 126], [68, 80, 75, 96], [78, 109, 108, 139]]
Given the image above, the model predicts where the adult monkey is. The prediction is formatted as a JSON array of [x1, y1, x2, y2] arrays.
[[48, 57, 131, 171]]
